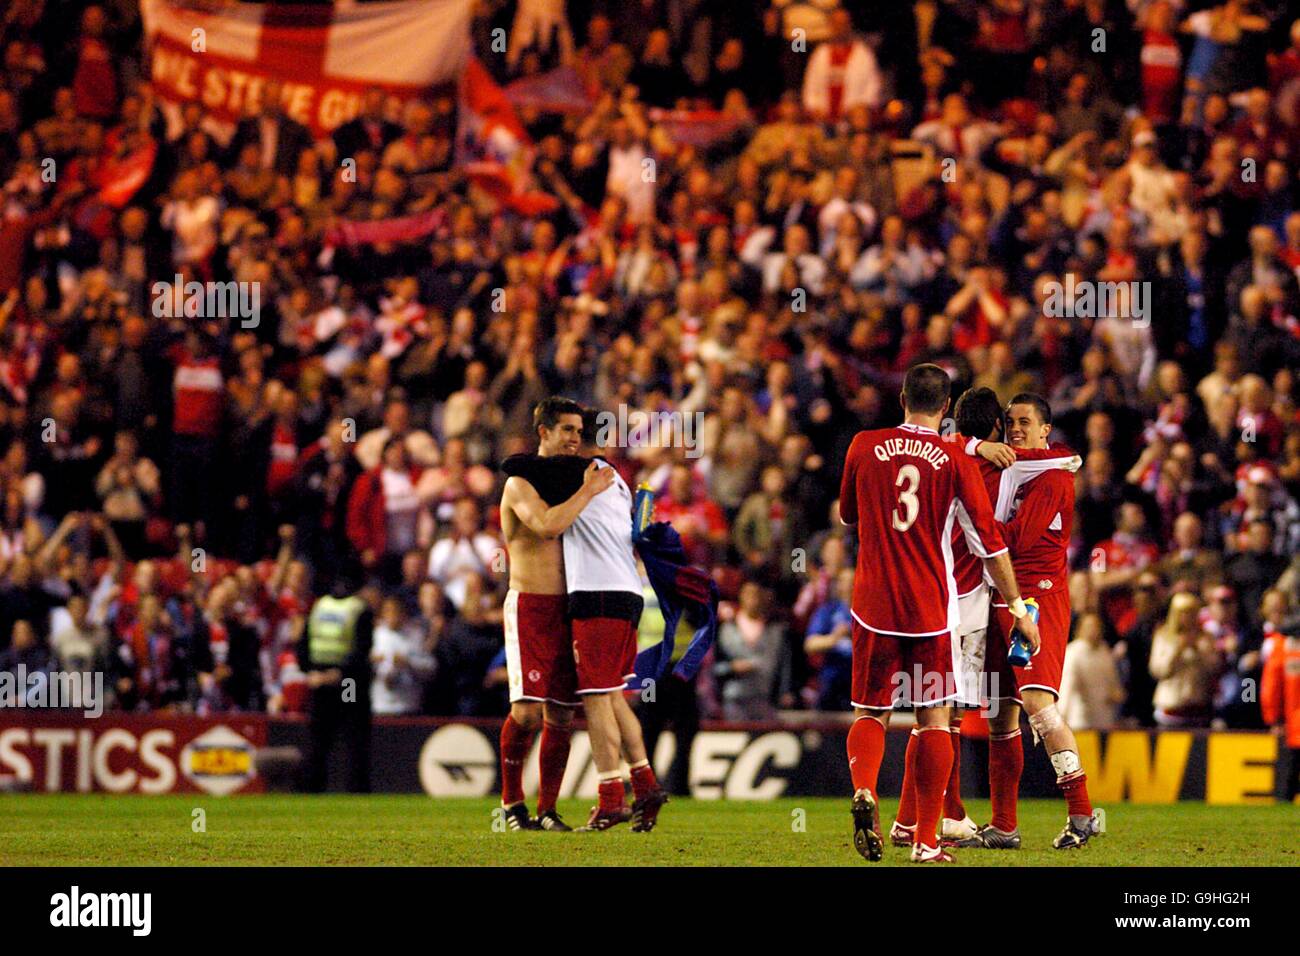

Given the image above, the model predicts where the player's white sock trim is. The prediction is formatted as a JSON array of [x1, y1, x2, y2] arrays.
[[629, 759, 650, 770], [598, 770, 623, 782], [990, 729, 1022, 741], [916, 725, 949, 735]]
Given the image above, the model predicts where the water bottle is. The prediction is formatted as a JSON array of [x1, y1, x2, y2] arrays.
[[633, 482, 655, 540], [1007, 597, 1040, 667]]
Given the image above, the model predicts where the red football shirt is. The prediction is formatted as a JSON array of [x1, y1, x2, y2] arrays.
[[839, 423, 1006, 637], [952, 441, 1082, 594], [998, 468, 1075, 597]]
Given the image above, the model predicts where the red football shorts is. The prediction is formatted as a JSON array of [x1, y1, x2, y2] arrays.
[[850, 617, 960, 710], [988, 589, 1070, 701], [504, 590, 579, 706], [572, 617, 639, 695]]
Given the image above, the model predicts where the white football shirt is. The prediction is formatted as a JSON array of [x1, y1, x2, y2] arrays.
[[562, 460, 642, 597]]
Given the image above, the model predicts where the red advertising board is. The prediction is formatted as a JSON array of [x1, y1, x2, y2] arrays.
[[0, 712, 266, 795]]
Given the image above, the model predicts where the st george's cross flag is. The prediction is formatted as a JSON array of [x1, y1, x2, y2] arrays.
[[140, 0, 473, 141]]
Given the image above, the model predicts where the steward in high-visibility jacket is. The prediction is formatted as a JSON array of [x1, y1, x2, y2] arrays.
[[298, 583, 374, 793], [1261, 619, 1300, 801]]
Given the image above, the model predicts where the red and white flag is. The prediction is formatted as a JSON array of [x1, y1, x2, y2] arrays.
[[141, 0, 473, 140], [457, 57, 558, 215]]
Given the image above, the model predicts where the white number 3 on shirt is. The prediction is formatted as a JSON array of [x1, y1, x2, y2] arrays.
[[892, 464, 920, 532]]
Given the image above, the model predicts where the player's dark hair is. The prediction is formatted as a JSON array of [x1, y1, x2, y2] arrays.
[[954, 386, 1003, 440], [581, 406, 603, 449], [533, 396, 584, 435], [902, 363, 951, 415], [1007, 392, 1052, 427]]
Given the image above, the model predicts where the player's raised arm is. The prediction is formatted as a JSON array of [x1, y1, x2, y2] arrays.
[[965, 436, 1081, 474], [964, 435, 1016, 469], [504, 464, 613, 539], [958, 422, 1081, 521]]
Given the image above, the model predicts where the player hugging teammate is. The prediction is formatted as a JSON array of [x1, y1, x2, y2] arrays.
[[954, 391, 1103, 851], [840, 364, 1102, 863], [496, 398, 667, 833], [889, 385, 1083, 849], [839, 365, 1041, 863]]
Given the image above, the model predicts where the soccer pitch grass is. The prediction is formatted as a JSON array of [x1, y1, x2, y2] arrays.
[[1, 795, 1295, 867]]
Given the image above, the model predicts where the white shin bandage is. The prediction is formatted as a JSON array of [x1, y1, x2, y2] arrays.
[[1027, 703, 1064, 745], [1049, 749, 1082, 778], [1029, 704, 1082, 779]]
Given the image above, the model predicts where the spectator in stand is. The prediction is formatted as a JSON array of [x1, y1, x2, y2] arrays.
[[1093, 496, 1161, 607], [226, 79, 313, 177], [94, 429, 159, 558], [370, 595, 434, 716], [1157, 511, 1223, 594], [295, 417, 362, 591], [0, 553, 59, 650], [803, 566, 854, 711], [49, 591, 108, 675], [657, 461, 728, 567], [432, 572, 502, 717], [426, 496, 499, 611], [1223, 518, 1289, 633], [801, 9, 883, 124], [0, 617, 52, 707], [168, 329, 224, 536], [113, 592, 180, 711], [733, 464, 797, 590], [354, 397, 439, 472], [715, 581, 787, 721], [347, 437, 426, 585], [1115, 571, 1164, 727], [332, 87, 403, 166], [419, 436, 494, 526], [1060, 612, 1125, 730], [1150, 592, 1221, 728]]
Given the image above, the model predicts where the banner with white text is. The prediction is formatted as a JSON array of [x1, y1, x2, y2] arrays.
[[141, 0, 473, 139]]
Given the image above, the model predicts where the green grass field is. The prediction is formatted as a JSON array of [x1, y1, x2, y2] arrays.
[[1, 795, 1295, 866]]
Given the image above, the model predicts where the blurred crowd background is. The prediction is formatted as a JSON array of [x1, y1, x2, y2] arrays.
[[1, 0, 1299, 740]]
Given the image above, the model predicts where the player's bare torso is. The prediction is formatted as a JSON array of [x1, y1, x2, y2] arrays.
[[501, 480, 565, 594]]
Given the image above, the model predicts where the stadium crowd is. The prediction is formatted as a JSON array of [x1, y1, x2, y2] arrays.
[[1, 0, 1299, 739]]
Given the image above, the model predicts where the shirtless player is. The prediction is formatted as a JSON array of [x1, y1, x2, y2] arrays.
[[498, 397, 614, 831]]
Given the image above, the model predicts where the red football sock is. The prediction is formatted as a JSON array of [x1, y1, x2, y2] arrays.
[[536, 721, 573, 814], [943, 726, 966, 820], [597, 774, 625, 813], [914, 727, 953, 847], [1057, 764, 1093, 817], [846, 715, 886, 795], [629, 760, 658, 801], [499, 715, 536, 807], [989, 730, 1024, 831], [895, 730, 920, 827]]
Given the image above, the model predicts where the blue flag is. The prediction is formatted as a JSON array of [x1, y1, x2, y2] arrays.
[[633, 521, 718, 684]]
